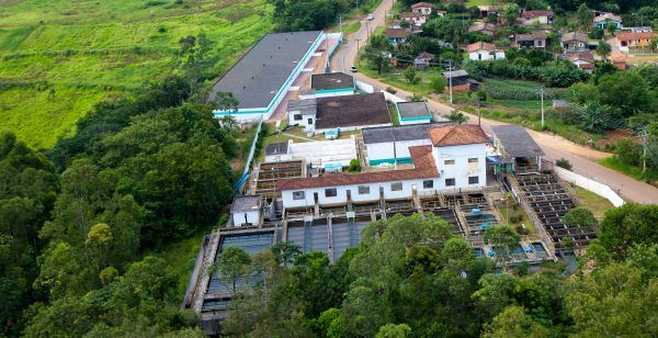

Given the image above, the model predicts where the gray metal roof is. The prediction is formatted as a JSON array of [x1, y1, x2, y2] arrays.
[[492, 125, 545, 159], [208, 31, 323, 109], [288, 98, 317, 115], [363, 123, 432, 144], [396, 101, 431, 118], [231, 196, 261, 213], [443, 69, 469, 78], [265, 142, 288, 156]]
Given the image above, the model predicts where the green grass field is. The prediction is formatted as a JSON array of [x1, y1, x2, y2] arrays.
[[0, 0, 273, 149], [599, 156, 658, 187]]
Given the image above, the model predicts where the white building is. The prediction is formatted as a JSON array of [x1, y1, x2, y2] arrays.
[[363, 124, 433, 166], [230, 196, 262, 227], [278, 124, 490, 209], [467, 42, 505, 61]]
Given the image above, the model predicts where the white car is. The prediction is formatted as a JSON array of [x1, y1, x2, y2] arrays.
[[367, 14, 374, 21]]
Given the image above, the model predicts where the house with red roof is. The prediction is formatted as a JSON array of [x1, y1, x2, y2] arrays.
[[615, 31, 657, 53], [278, 124, 490, 208], [467, 41, 505, 61], [519, 10, 554, 25]]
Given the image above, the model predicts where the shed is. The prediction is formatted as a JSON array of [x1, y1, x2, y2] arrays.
[[396, 101, 432, 125], [492, 125, 544, 172], [231, 195, 262, 227]]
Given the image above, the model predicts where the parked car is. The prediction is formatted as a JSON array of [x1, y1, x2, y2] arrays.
[[367, 14, 374, 21], [350, 65, 358, 73]]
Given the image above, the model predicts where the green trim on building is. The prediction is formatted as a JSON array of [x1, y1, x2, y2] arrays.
[[368, 157, 413, 166]]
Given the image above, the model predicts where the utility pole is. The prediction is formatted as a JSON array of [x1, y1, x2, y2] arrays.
[[448, 60, 453, 104], [539, 87, 545, 129], [641, 127, 648, 173]]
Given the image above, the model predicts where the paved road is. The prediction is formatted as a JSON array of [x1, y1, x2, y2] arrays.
[[328, 0, 658, 204]]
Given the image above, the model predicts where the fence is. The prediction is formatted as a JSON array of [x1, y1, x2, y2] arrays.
[[554, 167, 625, 207]]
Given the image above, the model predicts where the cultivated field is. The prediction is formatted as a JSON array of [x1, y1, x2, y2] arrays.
[[0, 0, 273, 148]]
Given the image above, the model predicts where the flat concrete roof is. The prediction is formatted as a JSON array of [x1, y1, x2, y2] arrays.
[[209, 31, 323, 110], [315, 93, 390, 130], [397, 101, 431, 118]]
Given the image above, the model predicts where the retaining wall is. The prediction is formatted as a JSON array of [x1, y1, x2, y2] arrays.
[[554, 167, 625, 207]]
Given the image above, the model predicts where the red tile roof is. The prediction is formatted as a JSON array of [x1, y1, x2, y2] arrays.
[[429, 124, 490, 147], [277, 145, 437, 191], [467, 41, 496, 53], [616, 31, 657, 42], [411, 2, 434, 9], [521, 10, 554, 18]]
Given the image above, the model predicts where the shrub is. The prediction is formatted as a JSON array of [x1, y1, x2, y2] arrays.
[[385, 86, 397, 94], [347, 159, 361, 172], [614, 139, 642, 166], [556, 158, 572, 170]]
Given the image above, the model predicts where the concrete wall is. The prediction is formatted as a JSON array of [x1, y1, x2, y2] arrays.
[[468, 50, 505, 61], [434, 143, 487, 190], [288, 110, 315, 131], [231, 210, 260, 226], [554, 167, 625, 207], [366, 139, 432, 165]]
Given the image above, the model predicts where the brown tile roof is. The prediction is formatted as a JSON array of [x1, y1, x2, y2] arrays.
[[561, 32, 588, 43], [565, 50, 594, 63], [467, 41, 496, 52], [521, 10, 554, 18], [411, 2, 434, 9], [515, 31, 548, 41], [277, 145, 437, 190], [616, 31, 657, 42], [429, 124, 490, 147], [384, 28, 411, 38], [315, 93, 391, 130]]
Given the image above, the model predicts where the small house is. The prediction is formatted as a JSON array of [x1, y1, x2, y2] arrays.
[[384, 27, 412, 45], [514, 31, 547, 48], [468, 21, 497, 36], [610, 51, 629, 70], [565, 51, 594, 73], [411, 2, 434, 16], [615, 31, 657, 53], [477, 5, 499, 18], [593, 12, 622, 30], [396, 101, 433, 125], [399, 12, 428, 29], [561, 32, 588, 52], [443, 69, 478, 91], [231, 195, 262, 227], [467, 42, 505, 61], [519, 10, 554, 25], [414, 52, 435, 69]]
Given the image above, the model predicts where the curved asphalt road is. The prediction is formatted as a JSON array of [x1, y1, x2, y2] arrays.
[[329, 0, 658, 204]]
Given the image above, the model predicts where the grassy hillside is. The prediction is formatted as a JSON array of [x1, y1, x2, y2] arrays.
[[0, 0, 273, 149]]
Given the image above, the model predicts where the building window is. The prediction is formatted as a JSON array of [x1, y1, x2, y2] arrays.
[[391, 182, 403, 191], [307, 118, 313, 125], [444, 159, 455, 165], [325, 188, 337, 197], [468, 176, 479, 185], [292, 191, 305, 200], [468, 157, 479, 164], [445, 178, 456, 187], [358, 185, 370, 195], [293, 114, 302, 121], [423, 180, 433, 189]]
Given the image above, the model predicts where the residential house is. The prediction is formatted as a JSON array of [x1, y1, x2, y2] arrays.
[[565, 51, 594, 72], [615, 31, 657, 53], [396, 101, 433, 125], [561, 32, 588, 52], [477, 5, 499, 18], [514, 31, 548, 48], [622, 26, 652, 33], [278, 124, 490, 209], [411, 2, 434, 16], [467, 41, 505, 61], [610, 51, 629, 70], [468, 21, 496, 36], [443, 69, 478, 91], [414, 52, 435, 69], [384, 27, 412, 45], [593, 12, 622, 30], [288, 93, 392, 134], [519, 10, 554, 25], [399, 12, 428, 29]]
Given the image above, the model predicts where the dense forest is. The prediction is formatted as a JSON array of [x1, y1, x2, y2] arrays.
[[220, 208, 658, 337]]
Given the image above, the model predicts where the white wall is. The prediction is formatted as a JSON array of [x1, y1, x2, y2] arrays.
[[434, 143, 487, 190], [366, 139, 432, 163], [554, 167, 625, 207], [468, 50, 505, 61], [232, 210, 260, 226], [281, 178, 439, 209], [288, 111, 316, 131], [315, 122, 392, 134]]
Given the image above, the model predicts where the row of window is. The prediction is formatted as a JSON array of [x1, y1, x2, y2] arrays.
[[291, 176, 479, 200], [444, 157, 479, 166]]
